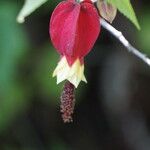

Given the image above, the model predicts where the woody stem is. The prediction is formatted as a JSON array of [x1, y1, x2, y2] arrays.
[[100, 18, 150, 66]]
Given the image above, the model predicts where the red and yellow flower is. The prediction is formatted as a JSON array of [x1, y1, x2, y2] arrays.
[[50, 0, 100, 88]]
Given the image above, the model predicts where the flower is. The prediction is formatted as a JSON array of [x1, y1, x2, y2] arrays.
[[50, 0, 100, 88]]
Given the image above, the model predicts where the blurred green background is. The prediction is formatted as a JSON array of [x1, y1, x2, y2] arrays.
[[0, 0, 150, 149]]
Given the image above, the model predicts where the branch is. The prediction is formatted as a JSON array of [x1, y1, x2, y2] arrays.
[[100, 18, 150, 66]]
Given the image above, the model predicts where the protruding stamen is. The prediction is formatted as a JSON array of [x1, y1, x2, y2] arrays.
[[60, 81, 75, 123]]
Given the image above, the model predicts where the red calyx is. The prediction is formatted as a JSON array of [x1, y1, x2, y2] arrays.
[[50, 0, 100, 66]]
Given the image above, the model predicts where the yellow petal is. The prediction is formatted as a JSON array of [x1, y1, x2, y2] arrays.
[[52, 56, 87, 88]]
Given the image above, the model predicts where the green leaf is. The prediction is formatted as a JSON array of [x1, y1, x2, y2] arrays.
[[137, 12, 150, 54], [17, 0, 47, 23], [0, 2, 29, 132], [106, 0, 140, 29], [34, 44, 62, 104]]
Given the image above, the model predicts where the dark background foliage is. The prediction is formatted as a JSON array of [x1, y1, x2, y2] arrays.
[[0, 0, 150, 149]]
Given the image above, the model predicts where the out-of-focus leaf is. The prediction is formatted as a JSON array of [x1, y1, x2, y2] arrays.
[[0, 2, 29, 131], [97, 0, 117, 23], [50, 138, 68, 150], [34, 44, 62, 104], [106, 0, 140, 29], [0, 86, 28, 131], [17, 0, 47, 23], [137, 12, 150, 54]]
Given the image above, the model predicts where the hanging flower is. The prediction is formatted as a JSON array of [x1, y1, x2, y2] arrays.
[[49, 0, 100, 122]]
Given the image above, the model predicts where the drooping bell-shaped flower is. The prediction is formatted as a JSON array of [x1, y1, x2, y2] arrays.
[[50, 0, 100, 122], [50, 0, 100, 88]]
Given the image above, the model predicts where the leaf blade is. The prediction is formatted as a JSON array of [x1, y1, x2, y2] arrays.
[[106, 0, 140, 29]]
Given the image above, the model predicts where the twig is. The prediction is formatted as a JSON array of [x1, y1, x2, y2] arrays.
[[100, 18, 150, 66]]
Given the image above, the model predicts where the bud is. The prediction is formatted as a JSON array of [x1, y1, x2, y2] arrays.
[[97, 0, 117, 23]]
